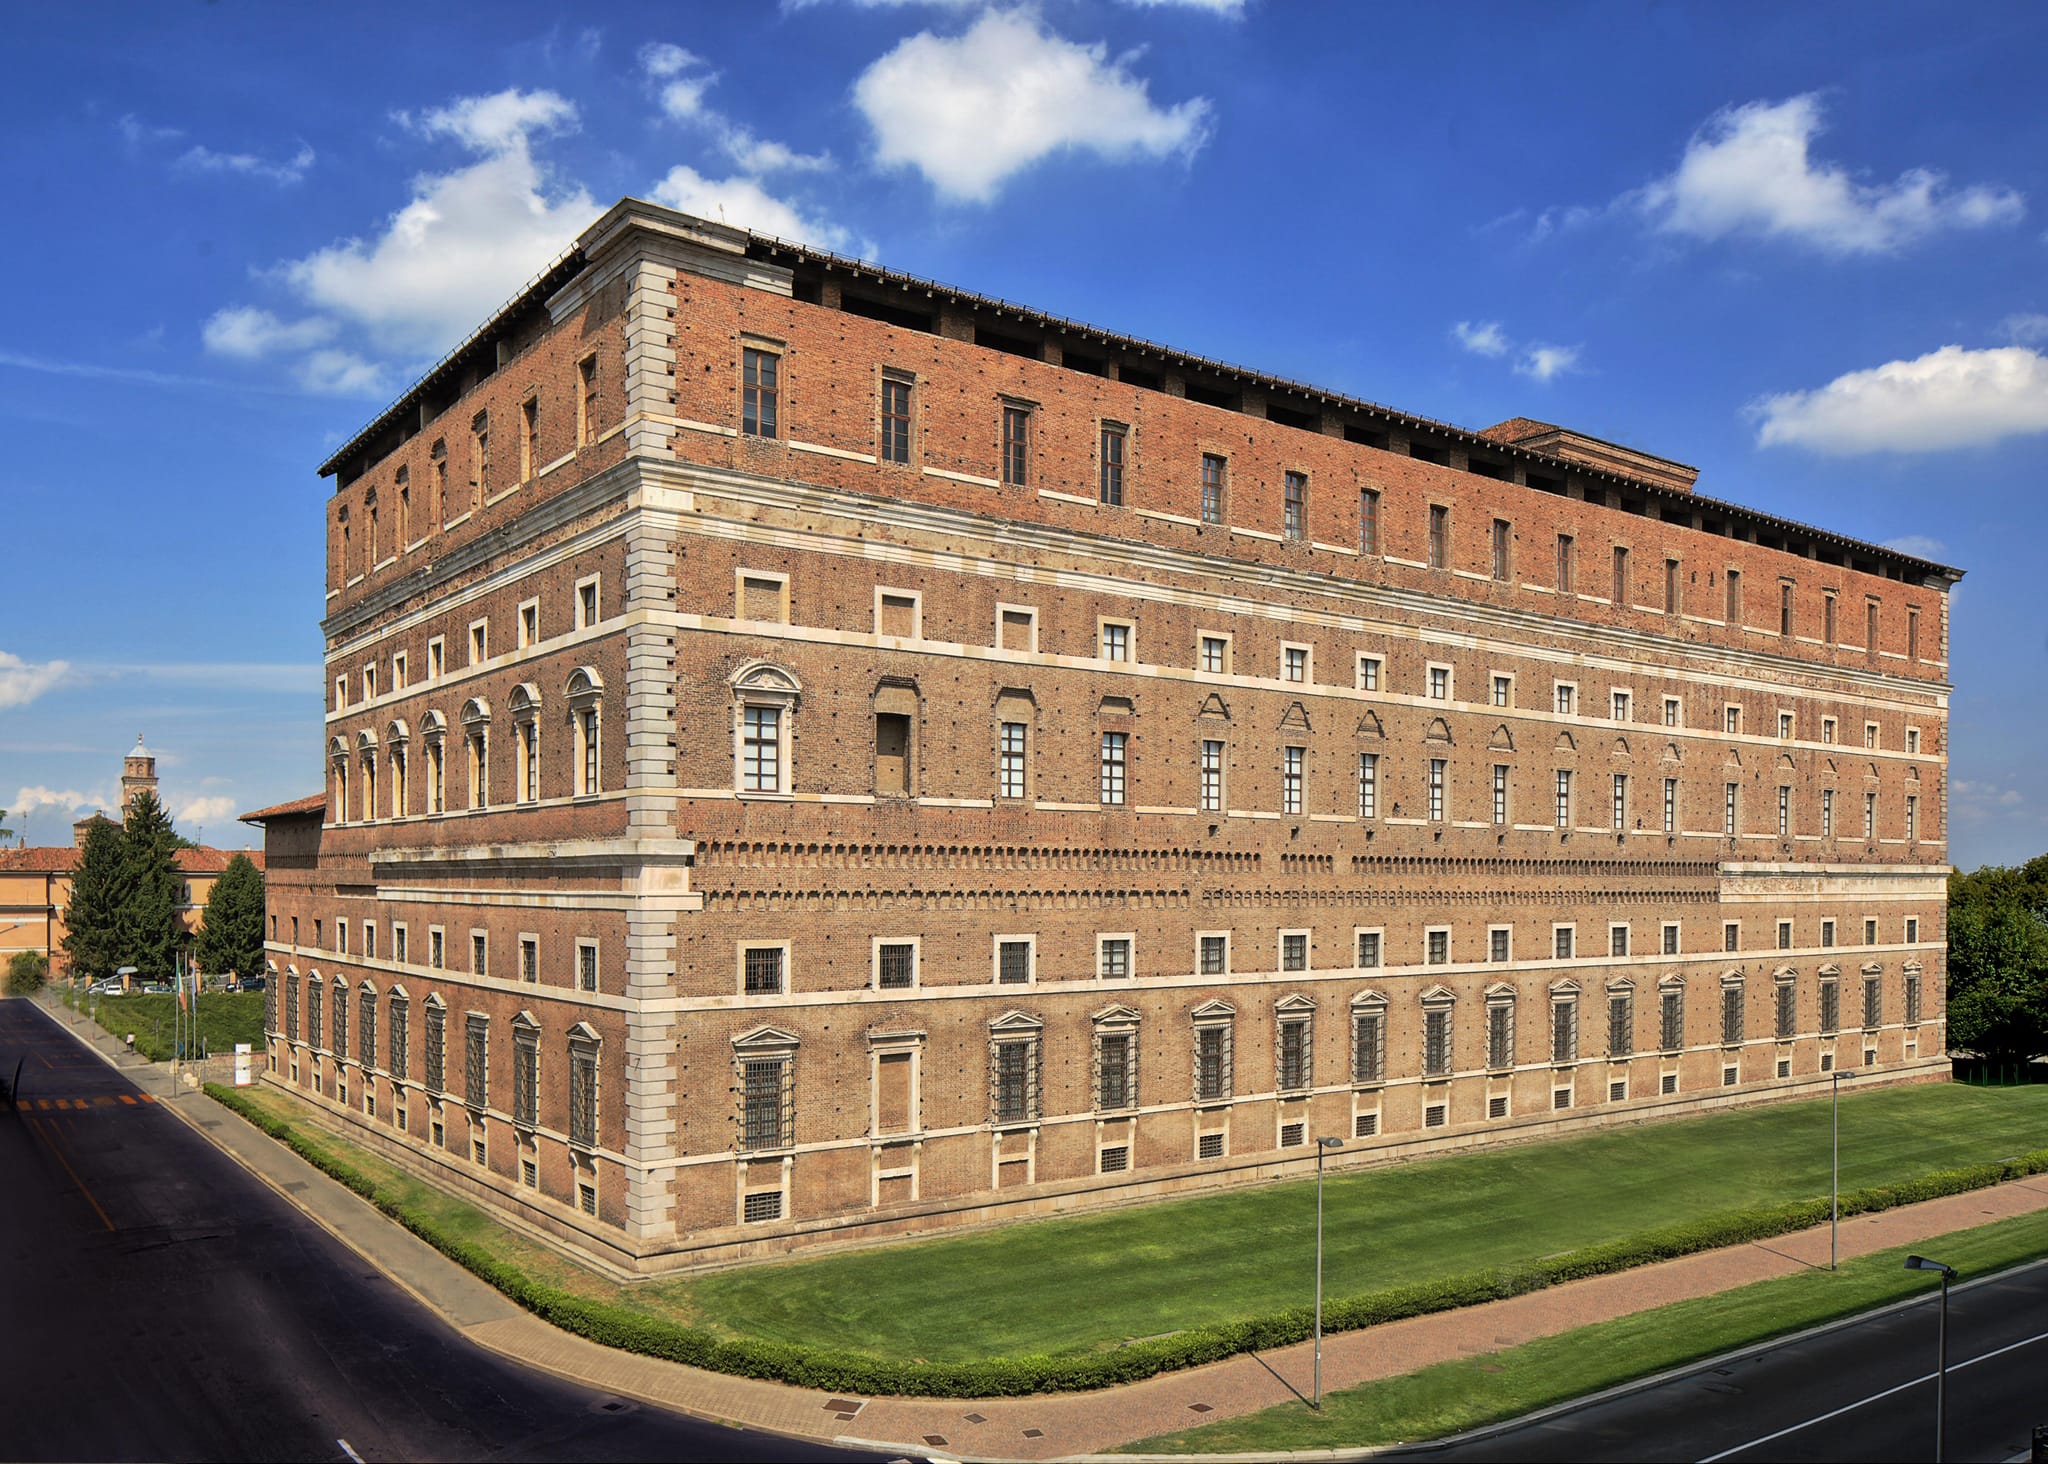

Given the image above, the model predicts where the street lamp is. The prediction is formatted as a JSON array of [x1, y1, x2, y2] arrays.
[[1313, 1135, 1345, 1410], [1904, 1254, 1955, 1463], [1831, 1066, 1856, 1270]]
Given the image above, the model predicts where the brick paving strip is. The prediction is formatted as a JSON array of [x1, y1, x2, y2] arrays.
[[39, 995, 2048, 1463]]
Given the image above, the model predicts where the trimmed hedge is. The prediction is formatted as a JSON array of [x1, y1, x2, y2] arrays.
[[204, 1083, 2048, 1398]]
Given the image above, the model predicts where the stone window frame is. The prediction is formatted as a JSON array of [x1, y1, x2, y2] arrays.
[[1196, 930, 1231, 977], [331, 976, 350, 1062], [992, 933, 1037, 987], [1426, 660, 1454, 703], [737, 940, 791, 998], [1275, 994, 1315, 1094], [1424, 924, 1451, 966], [1490, 670, 1515, 708], [357, 980, 379, 1070], [463, 1011, 489, 1114], [508, 682, 543, 805], [567, 1023, 601, 1150], [1199, 736, 1227, 813], [1350, 991, 1387, 1085], [995, 601, 1039, 654], [516, 596, 540, 651], [573, 573, 601, 631], [1096, 932, 1135, 981], [468, 617, 488, 667], [873, 585, 923, 641], [575, 938, 600, 994], [460, 696, 491, 810], [420, 712, 448, 815], [1484, 983, 1517, 1071], [1550, 980, 1581, 1065], [511, 1011, 541, 1131], [1658, 975, 1687, 1052], [1357, 653, 1383, 693], [872, 935, 921, 992], [385, 720, 411, 819], [1720, 970, 1747, 1047], [305, 970, 324, 1049], [1609, 921, 1632, 958], [1092, 1004, 1141, 1113], [1818, 963, 1842, 1034], [1487, 924, 1512, 963], [1421, 986, 1457, 1078], [1774, 965, 1798, 1040], [1097, 616, 1135, 664], [1661, 921, 1681, 956], [388, 985, 411, 1083], [1281, 640, 1314, 686], [988, 1010, 1044, 1128], [1000, 397, 1033, 488], [1191, 999, 1236, 1104], [734, 1025, 798, 1153], [355, 729, 379, 824], [1353, 926, 1383, 969], [1607, 978, 1635, 1058], [731, 661, 801, 797], [878, 367, 918, 466], [566, 667, 603, 797], [740, 341, 781, 440], [1278, 926, 1311, 974], [995, 688, 1035, 803], [423, 994, 447, 1094], [867, 1027, 924, 1141]]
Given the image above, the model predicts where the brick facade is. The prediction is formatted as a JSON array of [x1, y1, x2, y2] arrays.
[[255, 199, 1959, 1272]]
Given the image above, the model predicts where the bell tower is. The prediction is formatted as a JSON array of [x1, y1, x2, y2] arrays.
[[121, 736, 159, 813]]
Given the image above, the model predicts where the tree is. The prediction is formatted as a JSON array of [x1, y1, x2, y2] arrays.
[[195, 854, 265, 984], [120, 790, 188, 983], [6, 950, 47, 995], [1946, 861, 2048, 1065], [61, 817, 130, 980]]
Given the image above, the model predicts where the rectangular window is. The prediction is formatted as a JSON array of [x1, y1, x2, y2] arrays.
[[1282, 745, 1304, 815], [1556, 534, 1575, 595], [1282, 932, 1308, 972], [519, 936, 538, 985], [1491, 674, 1511, 708], [1195, 1025, 1231, 1101], [1489, 927, 1510, 963], [1820, 979, 1840, 1035], [1725, 569, 1743, 625], [1200, 739, 1225, 812], [1776, 979, 1797, 1039], [1864, 917, 1879, 946], [1823, 789, 1835, 837], [742, 1056, 792, 1150], [1906, 916, 1920, 943], [1663, 696, 1681, 728], [1661, 988, 1684, 1051], [1001, 403, 1030, 486], [1100, 621, 1131, 662], [1100, 731, 1128, 805], [1778, 785, 1791, 837], [569, 1044, 598, 1147], [425, 1003, 445, 1091], [1906, 971, 1922, 1024], [1426, 928, 1450, 965], [1552, 999, 1578, 1065], [1283, 471, 1307, 541], [1613, 690, 1632, 722], [470, 932, 486, 977], [741, 705, 782, 793], [1779, 581, 1794, 636], [1359, 488, 1380, 555], [1353, 1008, 1385, 1083], [1665, 558, 1681, 614], [429, 927, 445, 969], [464, 1015, 487, 1112], [1907, 727, 1921, 755], [1428, 664, 1449, 700], [1609, 991, 1634, 1057], [1200, 452, 1226, 525], [997, 938, 1034, 985], [1555, 770, 1572, 829], [520, 397, 539, 481], [1906, 795, 1918, 841], [577, 942, 599, 994], [1611, 924, 1630, 957], [1200, 634, 1229, 674], [1423, 1007, 1452, 1077], [513, 1027, 538, 1127], [1199, 934, 1228, 976], [1428, 758, 1445, 822], [1612, 545, 1630, 605], [876, 941, 916, 990], [1663, 777, 1677, 834], [1865, 790, 1878, 839], [1724, 783, 1739, 837], [1358, 655, 1382, 692], [1356, 930, 1381, 968], [1099, 423, 1127, 505], [1863, 977, 1882, 1029], [1662, 922, 1680, 956], [1725, 921, 1740, 953], [1284, 645, 1310, 683], [1555, 926, 1575, 960], [1428, 504, 1449, 569], [1824, 593, 1840, 643], [393, 924, 407, 965], [993, 1038, 1037, 1123], [880, 375, 913, 464], [1556, 683, 1576, 716], [1491, 519, 1511, 581], [1612, 773, 1628, 831], [998, 605, 1035, 652], [1098, 1032, 1134, 1110], [1098, 937, 1131, 981], [999, 721, 1028, 800], [1866, 600, 1880, 657], [1492, 764, 1508, 826], [1778, 919, 1794, 951], [1722, 984, 1745, 1046], [741, 347, 779, 437], [1277, 1018, 1310, 1091], [742, 945, 784, 996], [1778, 711, 1794, 740]]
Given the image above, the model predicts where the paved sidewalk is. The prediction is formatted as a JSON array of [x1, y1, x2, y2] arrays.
[[37, 995, 2048, 1462]]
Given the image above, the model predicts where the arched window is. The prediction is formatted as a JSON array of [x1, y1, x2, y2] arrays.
[[567, 668, 603, 797], [329, 737, 349, 824], [731, 662, 801, 795], [508, 683, 541, 804], [355, 729, 379, 823], [421, 711, 447, 814], [387, 720, 410, 818], [460, 698, 491, 810]]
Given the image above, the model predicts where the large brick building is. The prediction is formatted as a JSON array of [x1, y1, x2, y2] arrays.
[[254, 198, 1959, 1273]]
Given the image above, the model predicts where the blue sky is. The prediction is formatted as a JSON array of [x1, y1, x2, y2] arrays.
[[3, 1, 2045, 867]]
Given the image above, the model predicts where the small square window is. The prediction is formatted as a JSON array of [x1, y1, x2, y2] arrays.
[[1357, 655, 1383, 692], [1355, 929, 1382, 968], [1283, 644, 1311, 684], [1198, 933, 1229, 976], [1097, 935, 1132, 981], [469, 620, 488, 666], [1100, 620, 1133, 663], [1491, 674, 1512, 708], [874, 939, 918, 990], [517, 599, 539, 649], [1200, 634, 1231, 675], [995, 936, 1035, 985], [1425, 927, 1450, 965], [577, 941, 599, 993], [1280, 930, 1309, 972], [741, 943, 787, 996]]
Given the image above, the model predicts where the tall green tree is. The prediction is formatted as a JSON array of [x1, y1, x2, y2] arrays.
[[120, 790, 188, 982], [61, 818, 129, 979], [1947, 860, 2048, 1064], [195, 854, 266, 984]]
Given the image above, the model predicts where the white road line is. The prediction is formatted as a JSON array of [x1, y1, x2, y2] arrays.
[[336, 1439, 365, 1463], [1697, 1325, 2048, 1462]]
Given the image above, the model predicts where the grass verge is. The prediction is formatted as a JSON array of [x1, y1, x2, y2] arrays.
[[205, 1075, 2048, 1398], [68, 989, 263, 1060], [1119, 1208, 2048, 1453]]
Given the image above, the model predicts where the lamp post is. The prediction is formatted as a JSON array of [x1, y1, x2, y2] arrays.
[[1831, 1066, 1856, 1270], [1313, 1135, 1344, 1410], [1904, 1254, 1955, 1462]]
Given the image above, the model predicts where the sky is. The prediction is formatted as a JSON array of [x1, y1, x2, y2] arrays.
[[2, 0, 2046, 868]]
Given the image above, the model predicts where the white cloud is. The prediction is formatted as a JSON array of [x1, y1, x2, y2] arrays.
[[1516, 344, 1581, 382], [296, 349, 389, 397], [173, 794, 241, 827], [1638, 94, 2024, 255], [279, 88, 596, 358], [648, 166, 856, 251], [1120, 0, 1245, 11], [853, 8, 1211, 203], [201, 306, 336, 359], [1452, 320, 1510, 357], [2000, 312, 2048, 345], [0, 652, 71, 710], [176, 141, 314, 186], [1880, 534, 1949, 560], [9, 786, 110, 822], [1753, 344, 2048, 454], [1952, 780, 2028, 824], [116, 113, 183, 147], [637, 42, 833, 174]]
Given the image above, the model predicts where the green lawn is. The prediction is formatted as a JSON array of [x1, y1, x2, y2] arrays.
[[662, 1083, 2048, 1362], [1120, 1208, 2048, 1453], [72, 990, 264, 1061]]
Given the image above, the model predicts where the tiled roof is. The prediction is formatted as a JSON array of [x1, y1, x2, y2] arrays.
[[239, 794, 327, 823], [0, 845, 266, 875], [176, 847, 267, 874]]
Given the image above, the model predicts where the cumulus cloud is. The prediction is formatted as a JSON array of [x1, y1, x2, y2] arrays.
[[1951, 780, 2028, 824], [176, 141, 315, 186], [1880, 534, 1950, 560], [1753, 344, 2048, 454], [9, 786, 110, 822], [853, 8, 1211, 203], [1452, 320, 1510, 357], [279, 88, 596, 358], [636, 42, 833, 173], [1516, 344, 1582, 382], [201, 307, 336, 359], [296, 349, 389, 397], [2000, 312, 2048, 345], [173, 794, 241, 827], [648, 166, 856, 251], [0, 652, 71, 710], [1638, 94, 2024, 255]]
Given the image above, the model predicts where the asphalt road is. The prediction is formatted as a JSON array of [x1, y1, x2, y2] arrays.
[[0, 997, 890, 1463], [1391, 1251, 2048, 1463]]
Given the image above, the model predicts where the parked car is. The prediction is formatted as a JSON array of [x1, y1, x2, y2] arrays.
[[140, 982, 173, 995], [236, 975, 267, 992], [87, 978, 123, 996]]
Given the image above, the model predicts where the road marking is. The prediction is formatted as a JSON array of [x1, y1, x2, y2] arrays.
[[24, 1115, 117, 1233], [120, 1094, 136, 1106], [1697, 1325, 2048, 1461], [337, 1438, 365, 1462]]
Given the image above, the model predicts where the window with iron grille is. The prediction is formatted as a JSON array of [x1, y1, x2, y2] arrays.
[[1282, 933, 1307, 972], [1863, 977, 1882, 1028], [264, 978, 277, 1035], [472, 932, 487, 976], [520, 937, 538, 985], [578, 943, 599, 993], [1097, 1030, 1136, 1110], [1200, 739, 1224, 812], [741, 347, 778, 437], [331, 982, 348, 1057], [1195, 1022, 1232, 1100], [1776, 979, 1796, 1038], [1351, 1004, 1385, 1083], [1283, 471, 1306, 540], [359, 988, 377, 1068], [992, 1037, 1039, 1123], [880, 376, 912, 464], [1489, 928, 1510, 962], [1722, 982, 1745, 1045], [1200, 935, 1227, 975], [425, 1004, 446, 1091], [1905, 971, 1921, 1024], [877, 942, 916, 990], [1277, 1016, 1311, 1092], [389, 995, 409, 1081], [1099, 423, 1126, 505], [1552, 997, 1578, 1064], [998, 939, 1033, 985], [1820, 978, 1839, 1034], [1002, 404, 1030, 486], [1201, 452, 1226, 525], [1660, 987, 1684, 1050], [285, 975, 299, 1042], [1356, 930, 1381, 968], [1486, 998, 1514, 1070], [1098, 937, 1130, 980], [1423, 1004, 1454, 1077], [1100, 1144, 1130, 1172], [1199, 1131, 1226, 1158], [741, 1056, 793, 1150], [743, 1190, 783, 1223], [743, 945, 784, 995], [513, 1026, 539, 1128], [569, 1041, 598, 1148], [1608, 990, 1633, 1056], [464, 1015, 488, 1111]]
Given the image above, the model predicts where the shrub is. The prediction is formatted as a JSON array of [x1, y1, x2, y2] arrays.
[[6, 950, 48, 996]]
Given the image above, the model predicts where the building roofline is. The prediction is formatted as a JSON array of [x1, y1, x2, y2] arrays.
[[316, 197, 1965, 587], [239, 794, 327, 824]]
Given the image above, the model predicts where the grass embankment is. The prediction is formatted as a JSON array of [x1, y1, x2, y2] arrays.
[[206, 1077, 2048, 1397], [71, 990, 263, 1061], [1122, 1211, 2048, 1453]]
